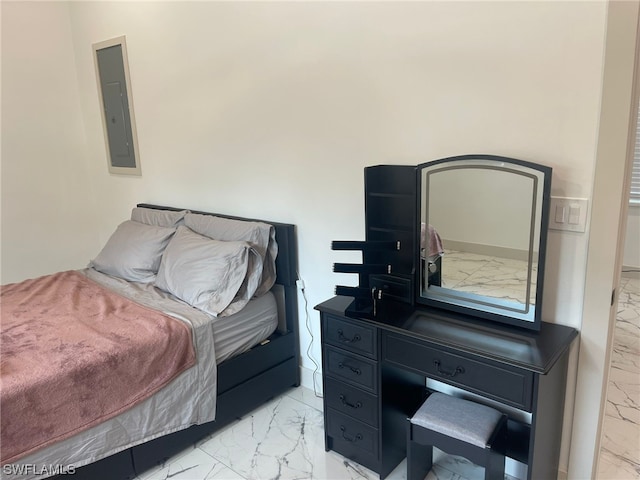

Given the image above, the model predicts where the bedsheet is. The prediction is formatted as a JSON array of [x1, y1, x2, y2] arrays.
[[81, 268, 278, 364], [0, 269, 219, 480], [421, 222, 444, 258], [0, 271, 196, 464]]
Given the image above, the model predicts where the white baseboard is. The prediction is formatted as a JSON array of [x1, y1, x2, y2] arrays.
[[621, 266, 640, 279], [444, 239, 531, 262], [299, 363, 323, 397]]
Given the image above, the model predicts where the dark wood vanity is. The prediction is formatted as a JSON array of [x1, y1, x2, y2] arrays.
[[316, 296, 577, 479], [318, 156, 578, 480]]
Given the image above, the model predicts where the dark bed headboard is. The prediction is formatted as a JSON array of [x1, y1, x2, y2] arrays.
[[136, 204, 298, 287], [137, 203, 299, 343]]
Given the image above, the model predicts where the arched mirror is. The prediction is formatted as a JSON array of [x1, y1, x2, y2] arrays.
[[417, 155, 551, 330]]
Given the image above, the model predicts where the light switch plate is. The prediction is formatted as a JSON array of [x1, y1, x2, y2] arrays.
[[549, 197, 589, 232]]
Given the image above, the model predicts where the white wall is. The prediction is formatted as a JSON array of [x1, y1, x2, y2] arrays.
[[1, 1, 619, 478], [428, 167, 535, 253], [63, 0, 607, 330], [572, 3, 640, 478], [623, 205, 640, 270], [1, 1, 100, 283]]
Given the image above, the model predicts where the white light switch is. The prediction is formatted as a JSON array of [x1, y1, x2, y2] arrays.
[[568, 205, 581, 225], [550, 197, 588, 232]]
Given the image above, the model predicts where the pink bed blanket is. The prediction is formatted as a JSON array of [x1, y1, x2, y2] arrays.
[[0, 271, 196, 464]]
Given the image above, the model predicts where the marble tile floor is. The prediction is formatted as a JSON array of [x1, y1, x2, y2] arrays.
[[131, 278, 638, 480], [597, 276, 640, 480], [134, 386, 515, 480], [439, 250, 536, 307]]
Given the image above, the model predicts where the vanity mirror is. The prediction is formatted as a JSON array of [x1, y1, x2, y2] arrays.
[[418, 155, 551, 331]]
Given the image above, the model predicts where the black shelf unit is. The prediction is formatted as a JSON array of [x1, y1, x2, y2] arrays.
[[364, 165, 417, 301]]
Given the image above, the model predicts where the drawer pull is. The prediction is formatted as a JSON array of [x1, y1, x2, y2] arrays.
[[434, 360, 465, 378], [337, 329, 361, 344], [339, 394, 362, 410], [338, 362, 362, 375], [340, 425, 363, 443]]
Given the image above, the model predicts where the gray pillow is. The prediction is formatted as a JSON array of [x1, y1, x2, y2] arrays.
[[184, 213, 277, 297], [155, 226, 251, 317], [90, 220, 176, 282], [131, 207, 188, 227]]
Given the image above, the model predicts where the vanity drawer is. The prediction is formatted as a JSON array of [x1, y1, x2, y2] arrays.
[[323, 315, 377, 358], [324, 377, 379, 427], [382, 333, 534, 410], [325, 346, 377, 393], [326, 409, 379, 458]]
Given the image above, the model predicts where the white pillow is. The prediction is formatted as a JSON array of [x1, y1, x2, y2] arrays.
[[155, 226, 251, 317], [131, 207, 187, 227], [90, 220, 176, 282], [184, 213, 277, 296]]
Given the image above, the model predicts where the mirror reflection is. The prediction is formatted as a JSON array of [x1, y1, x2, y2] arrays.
[[418, 156, 549, 329]]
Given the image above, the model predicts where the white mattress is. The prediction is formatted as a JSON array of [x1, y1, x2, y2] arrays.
[[3, 269, 278, 480]]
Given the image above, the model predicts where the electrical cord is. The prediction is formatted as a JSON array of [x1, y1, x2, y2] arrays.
[[297, 273, 323, 398]]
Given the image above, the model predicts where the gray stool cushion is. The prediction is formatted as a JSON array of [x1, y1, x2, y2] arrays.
[[410, 393, 503, 448]]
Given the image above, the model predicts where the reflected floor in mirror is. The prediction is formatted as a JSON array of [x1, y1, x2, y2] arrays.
[[133, 386, 519, 480], [440, 250, 537, 306], [598, 276, 640, 480]]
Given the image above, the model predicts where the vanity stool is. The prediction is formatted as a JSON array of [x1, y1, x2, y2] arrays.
[[407, 392, 508, 480]]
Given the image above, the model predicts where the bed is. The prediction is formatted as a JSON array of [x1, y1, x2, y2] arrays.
[[0, 204, 299, 480]]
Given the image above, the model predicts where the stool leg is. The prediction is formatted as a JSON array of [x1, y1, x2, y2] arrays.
[[407, 424, 433, 480], [484, 450, 505, 480], [484, 415, 507, 480]]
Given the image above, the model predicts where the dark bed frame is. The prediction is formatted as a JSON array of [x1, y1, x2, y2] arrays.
[[55, 204, 300, 480]]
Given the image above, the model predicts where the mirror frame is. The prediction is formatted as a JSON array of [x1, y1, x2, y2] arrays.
[[415, 154, 552, 331]]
